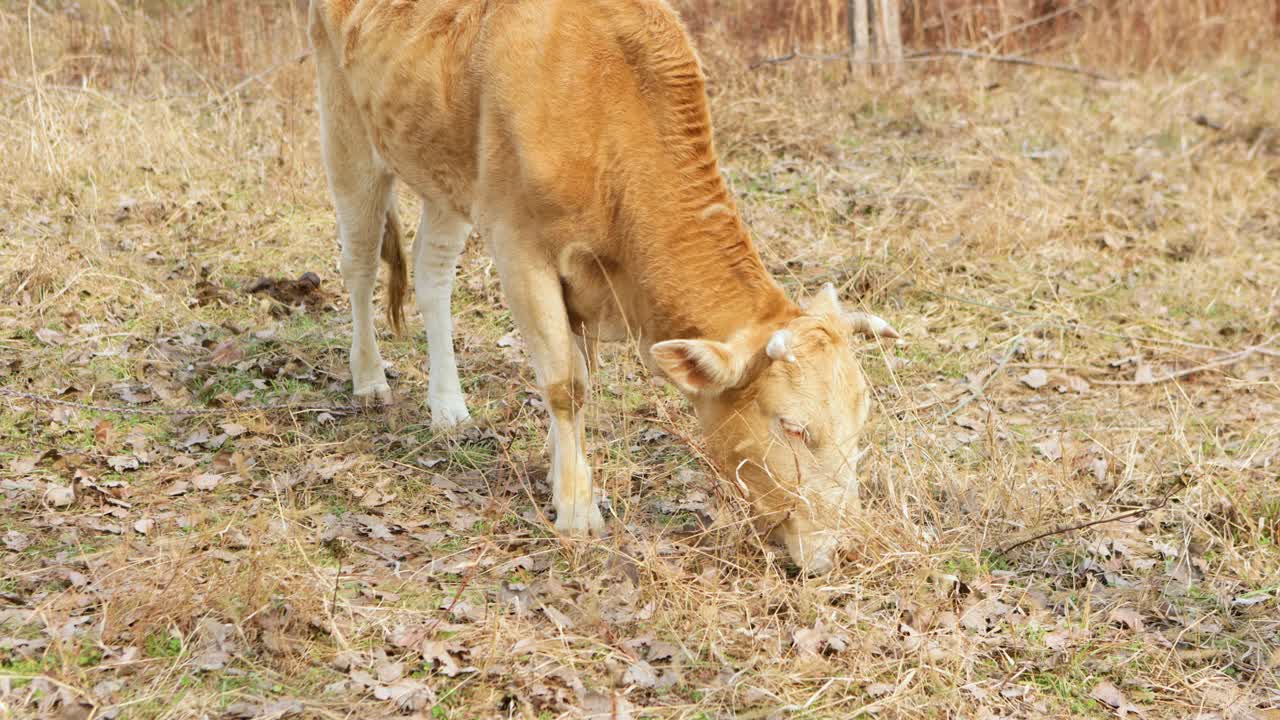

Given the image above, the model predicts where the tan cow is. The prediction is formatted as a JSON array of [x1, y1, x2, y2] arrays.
[[309, 0, 898, 572]]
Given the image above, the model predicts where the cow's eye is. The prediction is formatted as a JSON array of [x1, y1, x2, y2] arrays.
[[779, 418, 810, 444]]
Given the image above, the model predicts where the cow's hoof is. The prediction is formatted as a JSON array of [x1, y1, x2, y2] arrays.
[[429, 396, 472, 431], [554, 503, 605, 536], [354, 383, 393, 407]]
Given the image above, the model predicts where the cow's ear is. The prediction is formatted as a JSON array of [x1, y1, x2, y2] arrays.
[[650, 339, 749, 395]]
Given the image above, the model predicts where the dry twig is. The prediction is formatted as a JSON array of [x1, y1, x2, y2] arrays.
[[909, 48, 1115, 81], [940, 334, 1025, 421], [0, 386, 361, 417], [1093, 339, 1274, 386], [202, 50, 312, 109], [994, 475, 1191, 558], [979, 1, 1094, 47], [752, 47, 1114, 81]]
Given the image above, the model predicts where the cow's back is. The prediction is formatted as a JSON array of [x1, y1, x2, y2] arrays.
[[311, 0, 710, 234], [309, 0, 494, 216], [312, 0, 758, 340]]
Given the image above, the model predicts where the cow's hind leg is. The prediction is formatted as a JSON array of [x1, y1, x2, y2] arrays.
[[413, 199, 472, 429], [316, 49, 397, 404], [489, 225, 603, 534]]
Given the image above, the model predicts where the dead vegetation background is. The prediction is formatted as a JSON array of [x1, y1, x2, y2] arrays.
[[1, 1, 1278, 719]]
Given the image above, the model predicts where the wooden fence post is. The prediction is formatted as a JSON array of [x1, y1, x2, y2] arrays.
[[879, 0, 904, 73], [850, 0, 871, 72], [850, 0, 902, 75]]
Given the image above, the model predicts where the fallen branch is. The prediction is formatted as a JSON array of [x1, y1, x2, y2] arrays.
[[895, 333, 1026, 418], [980, 1, 1093, 47], [0, 385, 360, 417], [940, 334, 1024, 421], [1094, 336, 1275, 386], [426, 546, 487, 635], [993, 475, 1190, 558], [203, 50, 312, 109], [908, 48, 1115, 81], [753, 46, 1115, 82], [895, 386, 969, 417], [749, 50, 849, 69], [925, 289, 1280, 357]]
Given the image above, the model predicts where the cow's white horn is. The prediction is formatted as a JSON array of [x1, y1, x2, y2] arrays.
[[766, 329, 797, 363], [846, 312, 901, 339]]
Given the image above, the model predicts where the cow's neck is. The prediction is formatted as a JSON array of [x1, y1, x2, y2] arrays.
[[617, 42, 800, 348], [630, 206, 799, 348]]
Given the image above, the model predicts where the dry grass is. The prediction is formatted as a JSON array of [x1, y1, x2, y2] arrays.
[[678, 0, 1280, 70], [2, 2, 1279, 719]]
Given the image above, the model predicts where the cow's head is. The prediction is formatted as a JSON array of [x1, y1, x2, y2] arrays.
[[651, 284, 897, 573]]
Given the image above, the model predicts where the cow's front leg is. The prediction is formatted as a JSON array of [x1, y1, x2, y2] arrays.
[[491, 237, 604, 535], [412, 199, 472, 430]]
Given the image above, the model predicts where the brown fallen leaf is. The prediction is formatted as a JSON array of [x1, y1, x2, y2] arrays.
[[10, 452, 46, 475], [192, 473, 221, 491], [1108, 606, 1144, 632], [792, 619, 850, 656], [209, 339, 244, 367], [1020, 368, 1049, 389], [35, 327, 66, 345], [622, 659, 657, 689], [4, 530, 30, 552], [1089, 679, 1143, 716], [582, 691, 635, 720], [1033, 436, 1063, 462], [45, 483, 75, 507], [219, 422, 248, 437]]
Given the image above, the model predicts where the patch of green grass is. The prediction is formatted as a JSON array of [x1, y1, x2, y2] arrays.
[[979, 550, 1011, 572], [76, 646, 104, 668], [1029, 672, 1105, 717], [655, 510, 703, 528], [446, 442, 496, 470], [0, 658, 43, 687], [941, 554, 979, 579], [145, 632, 183, 659], [275, 313, 339, 345], [434, 535, 466, 553], [1023, 623, 1048, 645], [194, 370, 261, 404], [272, 376, 320, 397], [86, 355, 136, 382], [896, 345, 967, 380]]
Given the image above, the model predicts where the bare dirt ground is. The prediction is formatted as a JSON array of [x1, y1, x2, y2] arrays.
[[2, 5, 1278, 720]]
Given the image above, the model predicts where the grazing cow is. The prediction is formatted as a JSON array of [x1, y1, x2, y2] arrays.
[[309, 0, 898, 572]]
